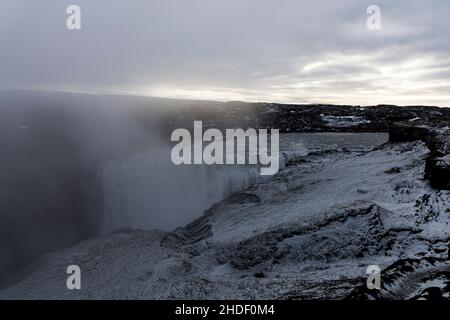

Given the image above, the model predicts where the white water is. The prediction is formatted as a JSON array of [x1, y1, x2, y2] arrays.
[[100, 146, 267, 232]]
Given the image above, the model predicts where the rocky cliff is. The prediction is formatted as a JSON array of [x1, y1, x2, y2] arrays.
[[2, 136, 449, 299]]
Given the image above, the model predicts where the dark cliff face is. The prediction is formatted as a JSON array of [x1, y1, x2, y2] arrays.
[[388, 121, 450, 190]]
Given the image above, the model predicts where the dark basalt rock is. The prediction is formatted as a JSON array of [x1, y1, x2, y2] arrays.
[[426, 155, 450, 190], [164, 102, 450, 134], [388, 121, 434, 144], [427, 132, 450, 157], [388, 121, 450, 190], [425, 131, 450, 190]]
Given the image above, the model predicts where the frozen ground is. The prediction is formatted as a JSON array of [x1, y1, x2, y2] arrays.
[[1, 134, 449, 299]]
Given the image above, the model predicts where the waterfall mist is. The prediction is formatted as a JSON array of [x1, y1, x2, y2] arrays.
[[100, 149, 262, 232], [0, 90, 267, 286], [0, 91, 170, 285]]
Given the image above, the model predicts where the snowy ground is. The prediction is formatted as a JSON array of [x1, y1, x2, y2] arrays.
[[1, 134, 449, 299]]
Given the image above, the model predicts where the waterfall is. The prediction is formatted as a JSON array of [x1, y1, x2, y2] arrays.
[[99, 131, 388, 233], [100, 146, 265, 233], [98, 132, 343, 233]]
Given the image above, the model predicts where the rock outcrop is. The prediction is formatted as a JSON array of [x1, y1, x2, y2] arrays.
[[3, 138, 449, 299], [426, 155, 450, 190], [389, 121, 450, 190]]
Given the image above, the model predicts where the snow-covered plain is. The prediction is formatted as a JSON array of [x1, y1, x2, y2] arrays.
[[1, 133, 449, 299]]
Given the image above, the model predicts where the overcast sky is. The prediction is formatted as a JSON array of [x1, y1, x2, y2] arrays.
[[1, 0, 450, 106]]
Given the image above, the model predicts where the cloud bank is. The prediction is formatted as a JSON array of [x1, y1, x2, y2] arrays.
[[1, 0, 449, 106]]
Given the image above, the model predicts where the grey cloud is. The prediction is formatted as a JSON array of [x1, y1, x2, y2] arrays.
[[0, 0, 449, 106]]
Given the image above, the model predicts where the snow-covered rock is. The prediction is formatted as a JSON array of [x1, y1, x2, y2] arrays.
[[1, 140, 449, 299], [389, 121, 450, 190]]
